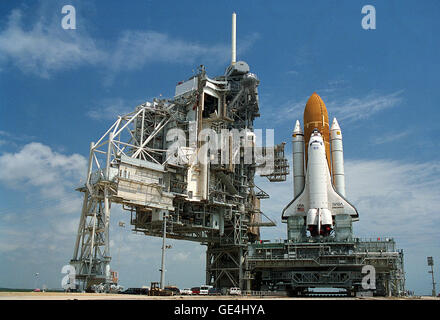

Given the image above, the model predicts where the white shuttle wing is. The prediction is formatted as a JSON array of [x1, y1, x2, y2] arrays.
[[282, 172, 359, 221], [282, 187, 308, 218], [326, 184, 359, 221]]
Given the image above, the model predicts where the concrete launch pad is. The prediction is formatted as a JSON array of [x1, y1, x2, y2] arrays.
[[0, 291, 434, 301]]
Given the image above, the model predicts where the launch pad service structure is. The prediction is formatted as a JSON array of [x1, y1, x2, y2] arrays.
[[69, 13, 405, 297]]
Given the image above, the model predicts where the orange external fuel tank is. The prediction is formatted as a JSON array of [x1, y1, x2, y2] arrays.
[[303, 92, 331, 171]]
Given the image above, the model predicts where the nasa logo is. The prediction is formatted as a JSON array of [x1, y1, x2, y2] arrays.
[[332, 202, 344, 209]]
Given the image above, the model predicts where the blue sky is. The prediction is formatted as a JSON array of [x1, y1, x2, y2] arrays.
[[0, 0, 439, 295]]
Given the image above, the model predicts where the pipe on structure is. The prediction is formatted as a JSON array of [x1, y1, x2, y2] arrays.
[[160, 214, 167, 289], [231, 12, 236, 65], [330, 118, 346, 196], [104, 132, 113, 281], [292, 120, 305, 198]]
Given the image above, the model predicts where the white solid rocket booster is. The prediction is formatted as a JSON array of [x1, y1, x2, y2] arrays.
[[292, 120, 305, 198], [330, 118, 345, 197]]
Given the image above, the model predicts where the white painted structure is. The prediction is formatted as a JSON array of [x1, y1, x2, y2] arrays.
[[292, 120, 305, 198], [330, 118, 346, 197]]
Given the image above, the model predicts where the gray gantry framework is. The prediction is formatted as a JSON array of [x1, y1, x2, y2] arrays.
[[70, 61, 288, 289]]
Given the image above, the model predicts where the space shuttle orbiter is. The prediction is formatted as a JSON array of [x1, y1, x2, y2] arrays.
[[282, 92, 358, 237]]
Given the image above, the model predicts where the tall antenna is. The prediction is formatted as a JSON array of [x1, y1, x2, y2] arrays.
[[231, 12, 237, 65]]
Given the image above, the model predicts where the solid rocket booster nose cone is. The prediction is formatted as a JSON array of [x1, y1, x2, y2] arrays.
[[330, 117, 340, 131], [293, 120, 303, 134]]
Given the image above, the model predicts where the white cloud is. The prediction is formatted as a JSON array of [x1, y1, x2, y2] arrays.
[[0, 9, 103, 78], [0, 130, 36, 148], [170, 251, 190, 262], [0, 7, 258, 79], [0, 242, 21, 253], [110, 31, 229, 71], [272, 90, 404, 124], [270, 96, 309, 124], [0, 142, 86, 199], [372, 129, 411, 145], [286, 70, 298, 75], [292, 44, 313, 67], [0, 142, 90, 288], [87, 97, 139, 120], [328, 90, 404, 122], [0, 142, 86, 260], [345, 159, 440, 244]]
